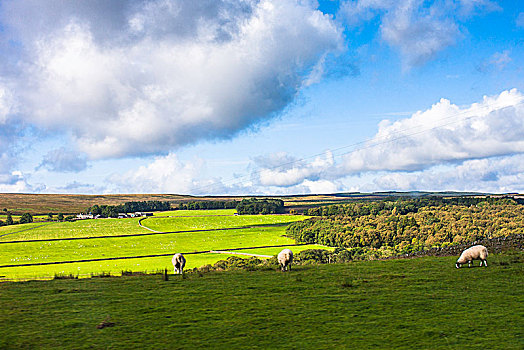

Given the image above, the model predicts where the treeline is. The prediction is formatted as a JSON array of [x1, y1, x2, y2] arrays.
[[236, 198, 285, 215], [0, 212, 33, 226], [86, 201, 171, 218], [287, 198, 524, 258], [177, 201, 238, 210], [305, 196, 516, 217]]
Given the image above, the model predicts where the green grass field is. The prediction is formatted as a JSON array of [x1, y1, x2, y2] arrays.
[[156, 209, 237, 216], [0, 252, 522, 349], [141, 214, 306, 232], [0, 211, 321, 280], [0, 218, 146, 241]]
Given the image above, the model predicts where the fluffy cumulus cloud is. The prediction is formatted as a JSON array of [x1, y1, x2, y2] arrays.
[[253, 151, 335, 187], [370, 155, 524, 193], [341, 89, 524, 172], [340, 0, 499, 67], [107, 153, 227, 194], [248, 89, 524, 193], [0, 171, 34, 193], [0, 0, 343, 159]]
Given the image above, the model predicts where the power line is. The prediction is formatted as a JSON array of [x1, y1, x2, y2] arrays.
[[191, 100, 524, 194]]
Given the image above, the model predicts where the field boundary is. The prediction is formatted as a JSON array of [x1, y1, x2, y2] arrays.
[[0, 243, 309, 268]]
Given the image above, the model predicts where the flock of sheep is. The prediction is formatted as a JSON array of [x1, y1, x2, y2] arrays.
[[172, 245, 488, 274]]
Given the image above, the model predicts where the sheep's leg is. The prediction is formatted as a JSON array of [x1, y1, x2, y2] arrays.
[[483, 260, 488, 267], [480, 261, 483, 267], [468, 261, 471, 267]]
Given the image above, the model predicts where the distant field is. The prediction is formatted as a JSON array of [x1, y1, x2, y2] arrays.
[[0, 218, 146, 241], [0, 211, 317, 280], [157, 209, 237, 216], [0, 252, 522, 349], [142, 214, 306, 232]]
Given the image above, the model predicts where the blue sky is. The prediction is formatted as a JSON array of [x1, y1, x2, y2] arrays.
[[0, 0, 523, 195]]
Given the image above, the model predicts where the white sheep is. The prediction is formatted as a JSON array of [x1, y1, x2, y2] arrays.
[[278, 249, 293, 272], [172, 253, 186, 274], [455, 245, 488, 268]]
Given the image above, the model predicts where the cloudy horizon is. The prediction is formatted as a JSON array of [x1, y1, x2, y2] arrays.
[[0, 0, 523, 195]]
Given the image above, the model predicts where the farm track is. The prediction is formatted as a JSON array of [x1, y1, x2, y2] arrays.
[[0, 223, 290, 245], [0, 243, 309, 268]]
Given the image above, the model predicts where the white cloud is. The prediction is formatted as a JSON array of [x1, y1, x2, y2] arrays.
[[370, 155, 524, 193], [107, 153, 226, 194], [2, 0, 343, 159], [59, 85, 524, 196], [254, 151, 335, 187], [244, 89, 524, 194], [0, 171, 33, 193], [342, 89, 524, 172], [340, 0, 499, 68]]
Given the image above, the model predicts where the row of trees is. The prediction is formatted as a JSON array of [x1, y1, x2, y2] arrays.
[[177, 201, 238, 210], [236, 198, 285, 215], [86, 201, 172, 218], [287, 198, 524, 256], [0, 212, 34, 226], [305, 196, 514, 217]]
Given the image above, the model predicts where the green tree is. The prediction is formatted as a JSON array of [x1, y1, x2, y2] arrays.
[[19, 213, 33, 224], [6, 213, 13, 225], [47, 213, 53, 221], [57, 213, 64, 221]]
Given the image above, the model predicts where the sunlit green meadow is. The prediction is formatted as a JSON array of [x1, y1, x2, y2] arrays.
[[0, 218, 146, 241], [141, 214, 307, 231], [156, 209, 237, 216], [0, 211, 314, 280]]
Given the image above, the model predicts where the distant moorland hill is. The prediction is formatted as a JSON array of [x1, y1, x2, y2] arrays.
[[0, 191, 521, 215]]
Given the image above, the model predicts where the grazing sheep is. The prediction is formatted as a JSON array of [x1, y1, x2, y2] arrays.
[[456, 245, 488, 268], [278, 249, 293, 272], [172, 253, 186, 274]]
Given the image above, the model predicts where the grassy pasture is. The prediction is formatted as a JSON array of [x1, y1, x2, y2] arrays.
[[0, 218, 146, 241], [0, 212, 316, 280], [142, 214, 307, 232], [0, 227, 300, 266], [0, 245, 328, 281], [157, 209, 237, 216], [0, 252, 522, 349]]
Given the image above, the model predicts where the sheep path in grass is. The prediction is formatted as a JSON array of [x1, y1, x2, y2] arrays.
[[0, 222, 56, 238]]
